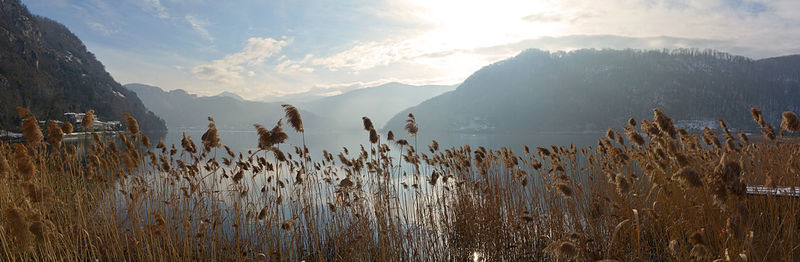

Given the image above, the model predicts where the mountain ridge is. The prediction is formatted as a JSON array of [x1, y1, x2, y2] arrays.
[[124, 83, 326, 133], [127, 82, 454, 133], [0, 0, 166, 135], [384, 48, 800, 134], [298, 82, 455, 130]]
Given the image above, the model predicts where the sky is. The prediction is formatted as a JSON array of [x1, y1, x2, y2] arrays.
[[23, 0, 800, 100]]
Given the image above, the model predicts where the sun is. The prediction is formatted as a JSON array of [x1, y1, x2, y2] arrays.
[[404, 0, 562, 49]]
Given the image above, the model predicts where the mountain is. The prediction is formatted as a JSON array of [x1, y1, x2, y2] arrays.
[[385, 49, 800, 134], [0, 0, 166, 135], [298, 82, 455, 131], [214, 91, 245, 101], [125, 83, 324, 132], [261, 84, 363, 104]]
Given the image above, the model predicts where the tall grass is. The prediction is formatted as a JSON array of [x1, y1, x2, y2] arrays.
[[1, 106, 800, 261]]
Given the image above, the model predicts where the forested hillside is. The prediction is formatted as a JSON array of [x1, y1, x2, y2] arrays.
[[0, 0, 166, 135], [385, 49, 800, 134]]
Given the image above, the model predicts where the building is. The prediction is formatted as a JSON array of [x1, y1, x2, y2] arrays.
[[63, 112, 123, 132]]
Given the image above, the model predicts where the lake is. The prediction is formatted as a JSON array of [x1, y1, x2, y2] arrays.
[[159, 128, 604, 159]]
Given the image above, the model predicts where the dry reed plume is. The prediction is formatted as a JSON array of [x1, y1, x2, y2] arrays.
[[781, 111, 800, 132], [46, 121, 63, 149], [21, 116, 43, 145], [362, 116, 374, 131], [82, 109, 94, 130], [405, 113, 418, 136], [60, 121, 74, 134], [201, 117, 221, 152], [281, 104, 303, 133]]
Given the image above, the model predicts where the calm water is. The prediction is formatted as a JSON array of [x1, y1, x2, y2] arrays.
[[160, 128, 603, 159]]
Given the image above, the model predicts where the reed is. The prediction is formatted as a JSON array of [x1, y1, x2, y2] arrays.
[[1, 106, 800, 261]]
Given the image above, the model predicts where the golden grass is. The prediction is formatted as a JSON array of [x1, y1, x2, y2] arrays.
[[1, 106, 800, 261]]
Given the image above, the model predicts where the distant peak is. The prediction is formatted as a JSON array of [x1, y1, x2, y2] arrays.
[[376, 82, 408, 87], [215, 91, 245, 101]]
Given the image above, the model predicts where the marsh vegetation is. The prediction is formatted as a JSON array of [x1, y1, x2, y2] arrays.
[[2, 105, 800, 261]]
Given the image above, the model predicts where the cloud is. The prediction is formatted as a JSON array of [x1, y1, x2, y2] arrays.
[[300, 1, 562, 74], [470, 35, 732, 55], [87, 21, 114, 35], [191, 37, 289, 84], [297, 37, 514, 86], [274, 54, 316, 74], [141, 0, 169, 19], [319, 90, 342, 96], [68, 0, 800, 100], [300, 0, 799, 78], [521, 13, 567, 23], [310, 40, 418, 72], [191, 64, 243, 84], [185, 15, 214, 42], [276, 60, 315, 74]]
